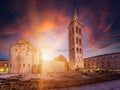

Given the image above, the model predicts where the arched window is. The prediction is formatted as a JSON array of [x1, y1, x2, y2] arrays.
[[72, 27, 74, 33], [80, 48, 82, 53], [79, 28, 81, 35], [79, 39, 81, 45], [76, 26, 78, 33], [76, 37, 78, 43], [72, 48, 74, 51], [23, 64, 25, 67], [76, 48, 79, 52]]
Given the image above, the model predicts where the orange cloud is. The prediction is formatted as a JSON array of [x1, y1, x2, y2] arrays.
[[84, 27, 101, 50], [21, 20, 57, 38], [20, 8, 69, 39]]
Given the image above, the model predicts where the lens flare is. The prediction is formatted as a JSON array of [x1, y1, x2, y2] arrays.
[[42, 53, 50, 61]]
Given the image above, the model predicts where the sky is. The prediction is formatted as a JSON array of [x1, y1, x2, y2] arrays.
[[0, 0, 120, 60]]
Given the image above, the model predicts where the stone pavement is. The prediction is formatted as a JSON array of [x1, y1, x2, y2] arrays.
[[0, 73, 120, 90], [54, 80, 120, 90]]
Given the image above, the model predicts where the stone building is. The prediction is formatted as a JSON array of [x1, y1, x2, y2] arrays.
[[42, 55, 69, 74], [9, 40, 42, 74], [84, 52, 120, 73], [68, 8, 84, 70]]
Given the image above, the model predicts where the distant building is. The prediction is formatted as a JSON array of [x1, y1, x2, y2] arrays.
[[84, 52, 120, 73], [42, 55, 69, 74], [68, 8, 84, 70], [0, 60, 8, 73], [9, 40, 42, 74]]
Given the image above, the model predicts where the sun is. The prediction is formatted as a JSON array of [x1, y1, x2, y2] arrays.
[[42, 53, 50, 61]]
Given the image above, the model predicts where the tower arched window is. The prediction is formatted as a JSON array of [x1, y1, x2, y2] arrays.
[[76, 26, 78, 33], [79, 48, 82, 53], [79, 39, 81, 45], [76, 48, 79, 52], [23, 64, 25, 67], [72, 27, 74, 33], [76, 37, 78, 43], [72, 48, 74, 51], [79, 28, 81, 35]]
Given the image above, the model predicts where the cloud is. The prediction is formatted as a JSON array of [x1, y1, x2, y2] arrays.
[[80, 0, 118, 52], [0, 0, 120, 59]]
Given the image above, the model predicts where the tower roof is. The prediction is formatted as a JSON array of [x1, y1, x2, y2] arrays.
[[72, 8, 78, 21], [68, 8, 83, 27]]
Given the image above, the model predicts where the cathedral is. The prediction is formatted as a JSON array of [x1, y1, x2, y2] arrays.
[[68, 8, 84, 70]]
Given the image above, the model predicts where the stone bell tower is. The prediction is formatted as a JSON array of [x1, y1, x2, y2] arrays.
[[68, 8, 83, 70]]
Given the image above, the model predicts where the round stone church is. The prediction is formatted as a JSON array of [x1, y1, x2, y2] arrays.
[[9, 40, 42, 74]]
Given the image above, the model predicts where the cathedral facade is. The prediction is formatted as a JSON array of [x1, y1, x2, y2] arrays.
[[9, 40, 42, 74], [68, 8, 84, 70]]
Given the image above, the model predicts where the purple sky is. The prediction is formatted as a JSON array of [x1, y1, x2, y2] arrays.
[[0, 0, 120, 60]]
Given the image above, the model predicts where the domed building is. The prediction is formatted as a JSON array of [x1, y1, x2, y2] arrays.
[[42, 55, 69, 73], [9, 40, 42, 74]]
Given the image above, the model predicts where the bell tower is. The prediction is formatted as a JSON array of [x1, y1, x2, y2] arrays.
[[68, 8, 83, 70]]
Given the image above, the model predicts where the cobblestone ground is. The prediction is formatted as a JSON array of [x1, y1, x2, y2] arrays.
[[0, 72, 119, 90], [54, 80, 120, 90]]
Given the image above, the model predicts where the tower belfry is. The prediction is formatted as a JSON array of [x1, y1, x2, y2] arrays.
[[68, 8, 83, 70]]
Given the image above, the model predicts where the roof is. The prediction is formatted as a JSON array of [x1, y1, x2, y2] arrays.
[[53, 55, 67, 62], [84, 52, 120, 60], [16, 40, 31, 45], [72, 8, 78, 21], [68, 8, 83, 28]]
